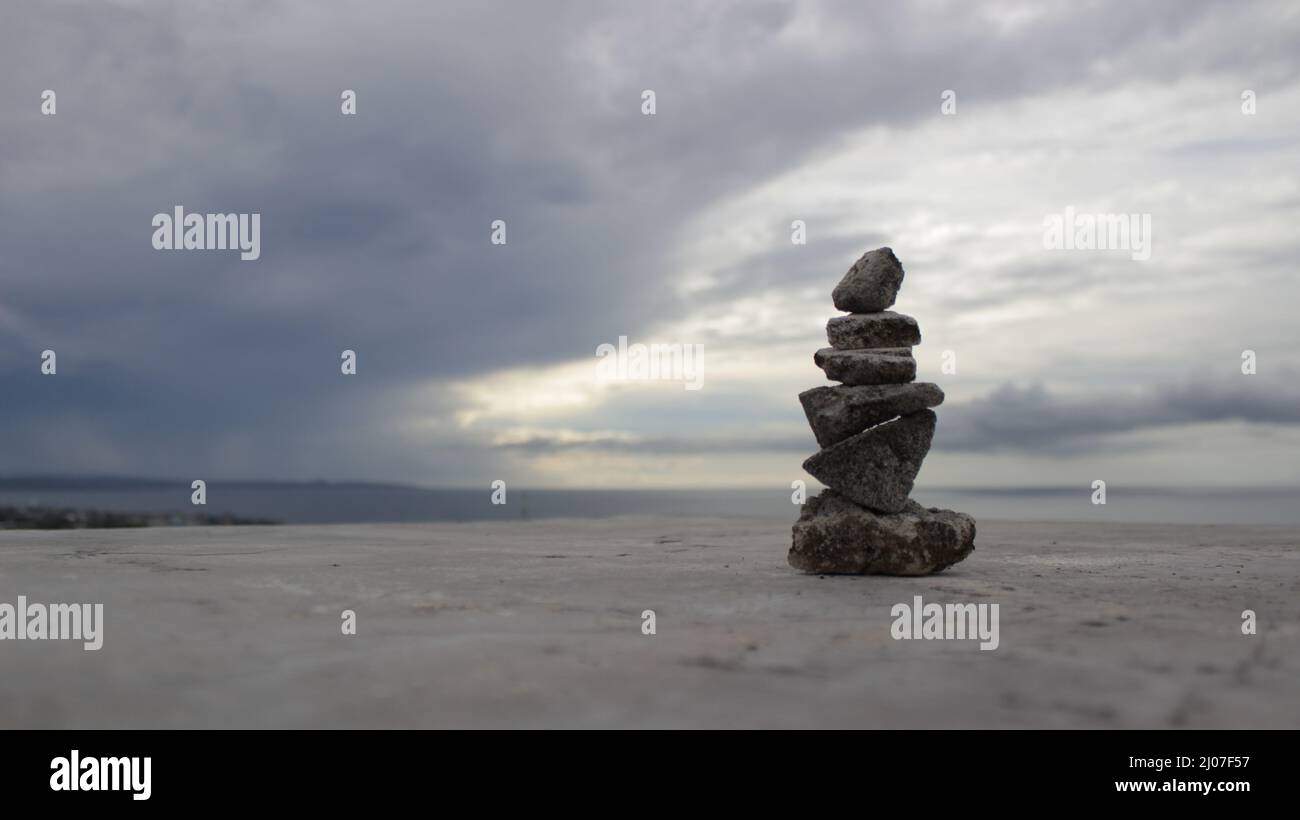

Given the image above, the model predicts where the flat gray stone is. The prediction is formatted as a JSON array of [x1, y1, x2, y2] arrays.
[[801, 409, 936, 513], [832, 247, 905, 313], [827, 311, 921, 350], [800, 383, 945, 448], [789, 490, 975, 575], [814, 346, 915, 386]]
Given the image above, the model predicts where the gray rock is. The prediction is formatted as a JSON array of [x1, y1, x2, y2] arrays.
[[789, 490, 975, 575], [814, 347, 915, 386], [801, 409, 936, 513], [832, 247, 905, 313], [799, 383, 945, 448], [826, 311, 921, 350]]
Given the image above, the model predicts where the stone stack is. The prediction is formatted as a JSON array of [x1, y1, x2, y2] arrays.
[[789, 248, 976, 575]]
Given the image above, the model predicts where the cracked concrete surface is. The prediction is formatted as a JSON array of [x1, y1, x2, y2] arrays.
[[1, 516, 1297, 728]]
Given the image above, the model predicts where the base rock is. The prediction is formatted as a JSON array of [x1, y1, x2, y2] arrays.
[[789, 490, 975, 575]]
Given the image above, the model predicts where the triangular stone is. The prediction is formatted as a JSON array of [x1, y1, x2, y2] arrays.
[[801, 409, 935, 513], [800, 383, 944, 448]]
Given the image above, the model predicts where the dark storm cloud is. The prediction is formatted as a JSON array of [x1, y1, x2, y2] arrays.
[[0, 0, 1293, 480], [936, 379, 1300, 453]]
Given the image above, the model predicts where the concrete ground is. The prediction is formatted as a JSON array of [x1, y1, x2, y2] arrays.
[[1, 516, 1297, 728]]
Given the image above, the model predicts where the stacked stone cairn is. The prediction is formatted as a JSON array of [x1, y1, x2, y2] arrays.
[[789, 248, 976, 575]]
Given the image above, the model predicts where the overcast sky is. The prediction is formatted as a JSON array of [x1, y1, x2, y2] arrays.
[[2, 0, 1298, 489]]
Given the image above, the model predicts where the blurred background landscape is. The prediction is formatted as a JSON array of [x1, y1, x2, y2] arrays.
[[3, 1, 1299, 521]]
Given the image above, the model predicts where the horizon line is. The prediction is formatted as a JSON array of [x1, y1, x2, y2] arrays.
[[3, 474, 1300, 494]]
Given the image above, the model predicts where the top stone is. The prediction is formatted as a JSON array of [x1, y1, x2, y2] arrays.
[[832, 247, 905, 313]]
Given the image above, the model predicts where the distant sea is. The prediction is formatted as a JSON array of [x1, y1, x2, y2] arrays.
[[2, 477, 1300, 526]]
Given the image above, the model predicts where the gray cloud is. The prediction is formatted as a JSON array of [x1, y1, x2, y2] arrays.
[[1, 0, 1296, 483], [491, 372, 1300, 458], [937, 378, 1300, 453], [495, 430, 809, 455]]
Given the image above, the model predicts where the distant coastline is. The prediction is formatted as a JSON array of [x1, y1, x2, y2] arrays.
[[2, 476, 1299, 528], [0, 505, 277, 530]]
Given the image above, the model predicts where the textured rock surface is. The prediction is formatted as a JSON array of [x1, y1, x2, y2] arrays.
[[789, 490, 975, 575], [814, 347, 916, 385], [3, 518, 1298, 728], [801, 410, 936, 513], [795, 247, 976, 584], [800, 383, 945, 448], [832, 247, 905, 313], [827, 311, 921, 350]]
